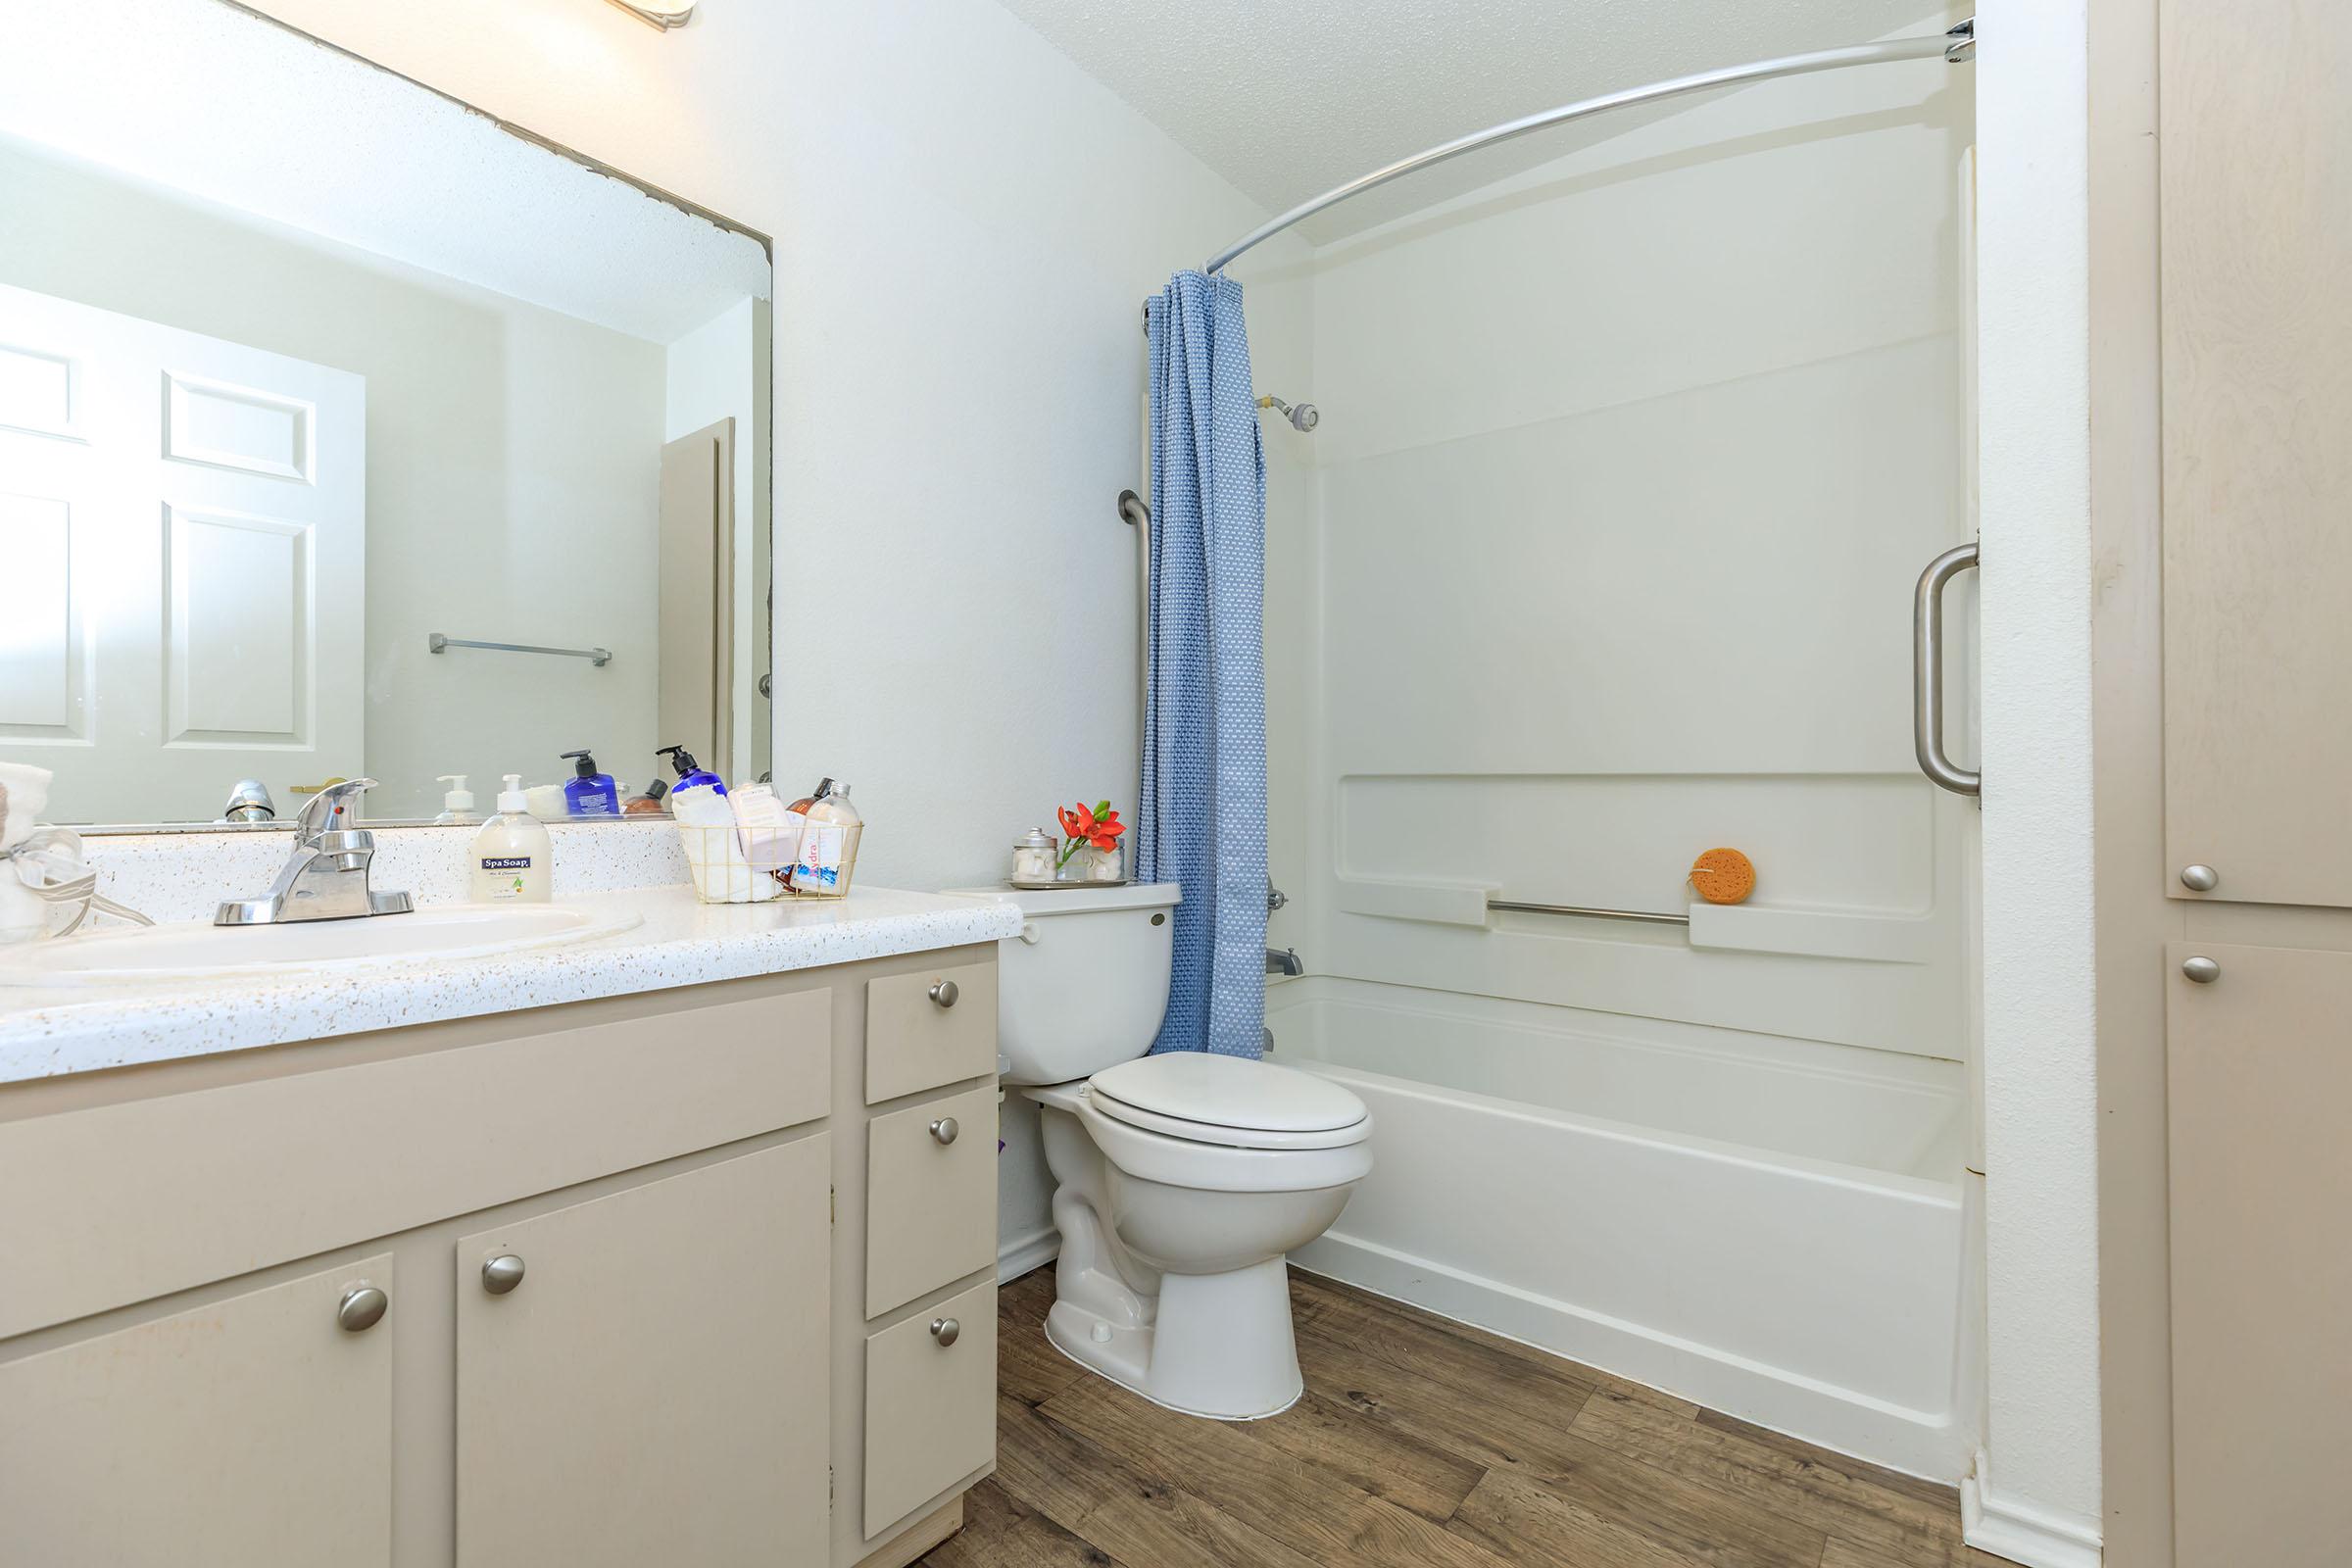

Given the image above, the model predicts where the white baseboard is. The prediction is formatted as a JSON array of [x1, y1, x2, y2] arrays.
[[1960, 1450, 2102, 1568], [998, 1226, 1058, 1284]]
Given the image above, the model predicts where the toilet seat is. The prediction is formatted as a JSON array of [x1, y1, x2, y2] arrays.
[[1087, 1053, 1370, 1152], [1075, 1093, 1375, 1195]]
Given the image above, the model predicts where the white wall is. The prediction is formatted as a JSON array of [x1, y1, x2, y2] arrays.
[[0, 136, 668, 821], [1965, 1, 2104, 1562]]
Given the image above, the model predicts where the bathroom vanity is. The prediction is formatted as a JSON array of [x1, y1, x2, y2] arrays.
[[0, 887, 1018, 1568]]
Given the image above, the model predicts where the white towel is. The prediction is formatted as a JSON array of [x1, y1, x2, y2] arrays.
[[0, 764, 151, 940], [0, 762, 55, 940]]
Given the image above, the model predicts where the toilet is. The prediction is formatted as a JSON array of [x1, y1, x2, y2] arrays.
[[967, 881, 1372, 1420]]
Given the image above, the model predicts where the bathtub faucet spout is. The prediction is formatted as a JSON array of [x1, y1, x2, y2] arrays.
[[1266, 947, 1304, 977]]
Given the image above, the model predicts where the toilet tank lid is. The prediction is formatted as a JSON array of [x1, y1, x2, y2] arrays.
[[1090, 1052, 1366, 1134], [941, 881, 1181, 917]]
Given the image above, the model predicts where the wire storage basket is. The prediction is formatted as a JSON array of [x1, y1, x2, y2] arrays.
[[674, 821, 793, 905]]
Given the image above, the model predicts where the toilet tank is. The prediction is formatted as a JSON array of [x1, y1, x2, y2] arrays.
[[945, 882, 1180, 1086]]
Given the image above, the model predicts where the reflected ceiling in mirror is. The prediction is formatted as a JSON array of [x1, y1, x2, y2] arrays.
[[0, 1, 771, 829]]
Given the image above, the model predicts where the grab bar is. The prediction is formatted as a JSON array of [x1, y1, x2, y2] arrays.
[[429, 632, 612, 667], [1488, 899, 1690, 927], [1911, 543, 1980, 797]]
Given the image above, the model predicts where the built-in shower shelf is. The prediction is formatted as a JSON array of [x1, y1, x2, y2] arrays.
[[1333, 876, 1935, 965], [1685, 904, 1936, 965]]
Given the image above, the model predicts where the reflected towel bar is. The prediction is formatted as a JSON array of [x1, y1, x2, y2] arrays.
[[1488, 899, 1690, 927], [429, 633, 612, 667]]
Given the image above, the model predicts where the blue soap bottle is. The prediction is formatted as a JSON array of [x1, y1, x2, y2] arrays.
[[560, 750, 620, 815], [656, 745, 726, 797]]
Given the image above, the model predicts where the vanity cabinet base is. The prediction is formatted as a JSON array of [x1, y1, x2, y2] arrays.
[[856, 1497, 966, 1568], [0, 945, 1003, 1568]]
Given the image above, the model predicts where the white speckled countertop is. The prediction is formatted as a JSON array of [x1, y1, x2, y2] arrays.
[[0, 884, 1021, 1085]]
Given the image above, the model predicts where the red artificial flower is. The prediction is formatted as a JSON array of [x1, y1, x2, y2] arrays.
[[1056, 800, 1127, 860]]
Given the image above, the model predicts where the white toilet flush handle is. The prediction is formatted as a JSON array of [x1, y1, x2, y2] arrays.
[[1017, 920, 1042, 946]]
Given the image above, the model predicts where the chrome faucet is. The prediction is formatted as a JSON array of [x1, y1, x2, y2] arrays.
[[215, 779, 414, 926]]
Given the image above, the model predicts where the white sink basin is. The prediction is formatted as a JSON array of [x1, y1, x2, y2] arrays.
[[0, 903, 641, 987]]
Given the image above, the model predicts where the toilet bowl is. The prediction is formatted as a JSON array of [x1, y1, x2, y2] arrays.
[[954, 882, 1373, 1419]]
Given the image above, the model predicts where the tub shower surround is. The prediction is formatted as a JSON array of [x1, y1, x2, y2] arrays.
[[1270, 976, 1973, 1480]]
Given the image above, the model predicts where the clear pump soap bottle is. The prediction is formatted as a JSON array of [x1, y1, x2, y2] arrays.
[[470, 774, 554, 903]]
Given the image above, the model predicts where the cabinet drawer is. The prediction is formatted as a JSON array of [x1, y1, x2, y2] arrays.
[[865, 959, 997, 1103], [0, 985, 830, 1340], [863, 1276, 997, 1540], [865, 1085, 998, 1318]]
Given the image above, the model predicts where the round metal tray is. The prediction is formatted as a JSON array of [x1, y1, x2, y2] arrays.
[[1006, 877, 1132, 890]]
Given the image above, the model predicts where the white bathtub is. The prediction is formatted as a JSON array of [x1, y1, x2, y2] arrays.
[[1270, 976, 1977, 1480]]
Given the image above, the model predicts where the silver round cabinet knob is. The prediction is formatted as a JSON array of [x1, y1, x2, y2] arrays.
[[481, 1254, 525, 1296], [338, 1286, 388, 1333], [2180, 864, 2220, 893], [929, 1116, 960, 1147], [930, 1317, 960, 1348], [2182, 956, 2222, 984], [928, 979, 959, 1009]]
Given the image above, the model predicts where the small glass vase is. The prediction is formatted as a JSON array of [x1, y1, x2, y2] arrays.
[[1060, 842, 1125, 885]]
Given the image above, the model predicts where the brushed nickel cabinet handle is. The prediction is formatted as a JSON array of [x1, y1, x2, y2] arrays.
[[928, 979, 959, 1009], [482, 1254, 526, 1295], [2182, 956, 2221, 984], [931, 1317, 960, 1348], [2180, 864, 2219, 892], [930, 1116, 960, 1147], [338, 1286, 388, 1333]]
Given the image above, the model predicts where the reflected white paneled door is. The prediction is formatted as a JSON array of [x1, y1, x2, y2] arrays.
[[0, 282, 362, 823]]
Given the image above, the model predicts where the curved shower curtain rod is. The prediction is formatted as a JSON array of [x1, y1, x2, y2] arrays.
[[1197, 19, 1976, 276]]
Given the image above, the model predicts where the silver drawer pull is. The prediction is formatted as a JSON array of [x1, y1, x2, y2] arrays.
[[2182, 956, 2221, 984], [338, 1286, 388, 1333], [928, 979, 960, 1009], [2180, 864, 2219, 892], [482, 1254, 526, 1295], [929, 1116, 960, 1147], [931, 1317, 960, 1348]]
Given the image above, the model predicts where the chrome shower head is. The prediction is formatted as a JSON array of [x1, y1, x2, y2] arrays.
[[1256, 394, 1319, 432]]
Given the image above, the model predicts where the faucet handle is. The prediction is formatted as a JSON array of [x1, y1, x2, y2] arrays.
[[296, 778, 377, 843]]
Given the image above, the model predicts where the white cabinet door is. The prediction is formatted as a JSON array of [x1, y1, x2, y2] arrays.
[[455, 1140, 832, 1568], [0, 281, 364, 823], [2168, 944, 2352, 1565], [2159, 0, 2352, 908], [0, 1254, 395, 1568]]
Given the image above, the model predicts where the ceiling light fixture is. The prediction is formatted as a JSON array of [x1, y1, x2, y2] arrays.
[[605, 0, 694, 29]]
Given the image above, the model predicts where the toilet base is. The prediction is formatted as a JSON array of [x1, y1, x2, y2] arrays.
[[1043, 1255, 1305, 1421]]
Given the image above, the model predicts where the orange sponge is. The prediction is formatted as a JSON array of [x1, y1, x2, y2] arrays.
[[1690, 848, 1755, 906]]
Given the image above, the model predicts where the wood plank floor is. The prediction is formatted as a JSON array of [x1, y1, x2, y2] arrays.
[[918, 1267, 2010, 1568]]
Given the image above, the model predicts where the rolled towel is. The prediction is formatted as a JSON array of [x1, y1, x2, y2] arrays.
[[0, 763, 153, 941], [0, 763, 56, 940]]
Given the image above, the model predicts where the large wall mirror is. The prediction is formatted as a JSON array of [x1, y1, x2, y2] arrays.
[[0, 4, 771, 828]]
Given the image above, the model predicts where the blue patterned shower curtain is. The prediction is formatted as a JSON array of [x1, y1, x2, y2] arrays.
[[1138, 271, 1267, 1059]]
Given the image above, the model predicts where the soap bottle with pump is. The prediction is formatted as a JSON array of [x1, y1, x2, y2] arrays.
[[434, 775, 480, 826], [560, 750, 619, 815], [470, 775, 553, 903], [656, 745, 726, 797], [790, 779, 863, 899]]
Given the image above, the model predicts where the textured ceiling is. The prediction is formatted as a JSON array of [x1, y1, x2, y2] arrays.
[[995, 0, 1965, 252]]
